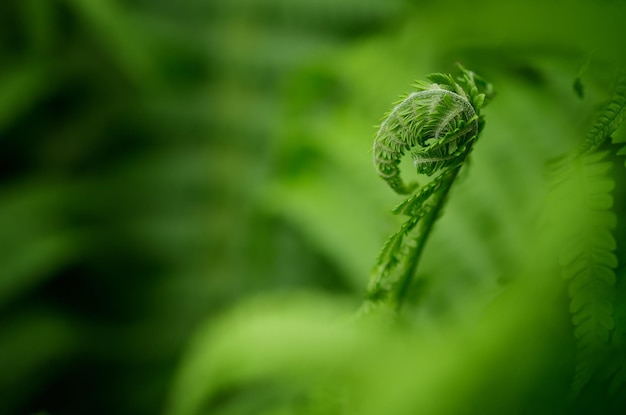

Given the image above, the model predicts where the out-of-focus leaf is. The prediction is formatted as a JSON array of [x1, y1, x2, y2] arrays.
[[0, 64, 53, 135], [64, 0, 159, 87], [166, 268, 567, 415], [0, 183, 79, 307], [0, 313, 77, 414]]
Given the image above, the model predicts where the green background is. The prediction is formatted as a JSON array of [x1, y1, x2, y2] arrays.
[[1, 0, 626, 414]]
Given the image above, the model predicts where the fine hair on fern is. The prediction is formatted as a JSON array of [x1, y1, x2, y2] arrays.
[[365, 64, 494, 311]]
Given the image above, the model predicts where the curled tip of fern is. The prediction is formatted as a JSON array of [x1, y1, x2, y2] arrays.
[[373, 65, 492, 196], [367, 65, 493, 308]]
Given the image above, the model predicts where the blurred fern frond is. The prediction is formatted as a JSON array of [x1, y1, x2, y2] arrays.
[[552, 151, 617, 396], [581, 68, 626, 154]]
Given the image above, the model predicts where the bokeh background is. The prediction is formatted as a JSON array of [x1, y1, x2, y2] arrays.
[[1, 0, 626, 414]]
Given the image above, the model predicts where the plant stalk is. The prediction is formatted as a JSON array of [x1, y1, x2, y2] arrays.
[[394, 165, 462, 310]]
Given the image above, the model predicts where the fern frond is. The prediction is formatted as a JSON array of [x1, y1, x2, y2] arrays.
[[552, 67, 626, 397], [580, 67, 626, 154], [366, 66, 493, 310], [554, 151, 617, 397]]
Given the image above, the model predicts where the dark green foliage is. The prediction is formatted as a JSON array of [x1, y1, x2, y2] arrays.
[[0, 0, 405, 413]]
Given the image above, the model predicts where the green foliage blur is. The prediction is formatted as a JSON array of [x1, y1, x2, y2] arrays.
[[1, 0, 626, 414]]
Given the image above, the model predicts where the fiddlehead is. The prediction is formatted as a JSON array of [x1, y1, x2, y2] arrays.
[[373, 65, 492, 194], [366, 64, 494, 309]]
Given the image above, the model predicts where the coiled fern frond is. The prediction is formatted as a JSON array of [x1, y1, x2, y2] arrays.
[[365, 64, 494, 309]]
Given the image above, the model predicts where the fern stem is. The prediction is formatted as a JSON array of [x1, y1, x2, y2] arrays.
[[394, 165, 461, 309]]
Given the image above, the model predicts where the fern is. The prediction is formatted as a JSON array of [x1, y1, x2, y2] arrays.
[[581, 67, 626, 154], [551, 67, 626, 397], [365, 64, 493, 309], [554, 150, 617, 396]]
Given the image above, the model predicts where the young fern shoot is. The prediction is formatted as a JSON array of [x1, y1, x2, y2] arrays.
[[366, 64, 494, 310]]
